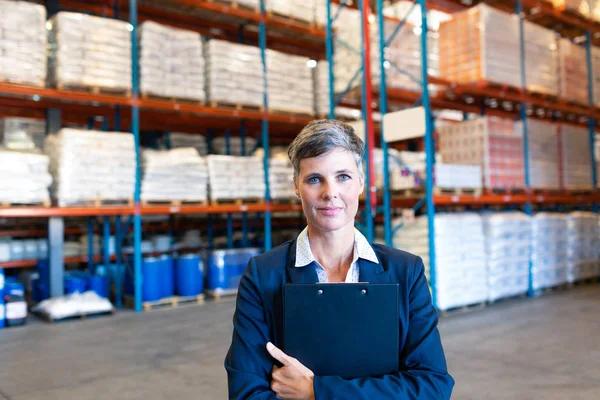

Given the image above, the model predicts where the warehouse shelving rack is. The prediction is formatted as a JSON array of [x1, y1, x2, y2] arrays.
[[359, 0, 600, 306], [0, 0, 322, 311]]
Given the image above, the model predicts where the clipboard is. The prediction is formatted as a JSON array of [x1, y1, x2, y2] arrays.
[[283, 283, 399, 379]]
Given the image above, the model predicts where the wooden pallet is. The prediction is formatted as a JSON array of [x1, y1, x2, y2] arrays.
[[141, 199, 208, 207], [125, 294, 205, 312], [567, 278, 599, 288], [270, 108, 315, 118], [533, 283, 570, 297], [34, 309, 114, 323], [205, 289, 237, 302], [564, 186, 595, 194], [484, 187, 526, 195], [487, 293, 527, 306], [210, 198, 265, 206], [208, 0, 259, 12], [433, 187, 482, 197], [1, 200, 51, 208], [141, 92, 205, 106], [439, 301, 486, 317], [61, 198, 134, 207], [56, 83, 131, 97], [270, 198, 301, 205], [210, 101, 264, 112]]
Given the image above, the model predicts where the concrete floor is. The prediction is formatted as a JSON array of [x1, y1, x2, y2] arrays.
[[0, 286, 598, 400]]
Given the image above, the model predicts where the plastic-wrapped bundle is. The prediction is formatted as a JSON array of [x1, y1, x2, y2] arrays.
[[483, 212, 531, 301], [207, 155, 265, 200], [48, 12, 132, 92], [139, 21, 205, 101], [268, 0, 314, 23], [0, 149, 52, 205], [566, 212, 600, 282], [557, 38, 588, 105], [205, 39, 263, 107], [560, 124, 594, 189], [44, 129, 135, 206], [592, 46, 600, 107], [393, 213, 488, 310], [0, 117, 46, 151], [333, 6, 439, 94], [524, 21, 559, 96], [268, 49, 314, 114], [313, 61, 330, 116], [267, 158, 295, 200], [212, 137, 258, 156], [439, 4, 521, 88], [206, 248, 262, 296], [141, 148, 208, 202], [516, 120, 560, 189], [531, 213, 568, 290], [0, 0, 47, 86], [168, 132, 207, 156], [438, 117, 525, 189]]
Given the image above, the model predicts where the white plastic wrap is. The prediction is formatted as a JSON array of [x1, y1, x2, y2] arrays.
[[483, 212, 531, 301], [211, 137, 257, 156], [0, 0, 47, 86], [268, 0, 315, 23], [168, 132, 208, 156], [32, 291, 113, 320], [558, 38, 588, 105], [531, 213, 568, 290], [592, 46, 600, 107], [48, 12, 132, 91], [139, 21, 205, 101], [438, 117, 525, 189], [524, 21, 559, 96], [560, 124, 594, 188], [313, 61, 330, 116], [207, 155, 265, 200], [141, 148, 208, 202], [0, 117, 46, 151], [517, 120, 560, 189], [439, 4, 521, 87], [566, 212, 600, 283], [268, 50, 314, 114], [0, 149, 51, 204], [44, 128, 135, 206], [393, 213, 488, 310]]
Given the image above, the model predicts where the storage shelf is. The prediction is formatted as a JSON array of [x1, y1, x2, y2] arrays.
[[0, 254, 117, 269]]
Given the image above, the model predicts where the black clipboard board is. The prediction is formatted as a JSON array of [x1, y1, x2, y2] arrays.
[[283, 283, 399, 379]]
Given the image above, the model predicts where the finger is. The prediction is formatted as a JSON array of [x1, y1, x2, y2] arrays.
[[266, 342, 294, 367]]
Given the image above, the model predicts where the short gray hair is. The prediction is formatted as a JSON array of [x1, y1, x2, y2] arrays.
[[287, 120, 364, 183]]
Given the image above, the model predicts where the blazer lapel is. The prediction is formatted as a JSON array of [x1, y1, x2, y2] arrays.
[[358, 257, 391, 283], [285, 239, 319, 284]]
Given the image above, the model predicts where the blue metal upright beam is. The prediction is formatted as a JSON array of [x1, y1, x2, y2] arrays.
[[418, 0, 437, 308], [325, 0, 335, 119], [240, 121, 249, 246], [103, 217, 111, 267], [87, 217, 94, 273], [259, 0, 272, 251], [585, 30, 598, 195], [130, 0, 143, 312], [516, 1, 534, 297], [115, 216, 123, 308]]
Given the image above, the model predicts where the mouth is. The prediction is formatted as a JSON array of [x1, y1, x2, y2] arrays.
[[317, 206, 342, 216]]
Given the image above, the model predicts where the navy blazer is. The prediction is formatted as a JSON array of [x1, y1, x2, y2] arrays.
[[225, 239, 454, 399]]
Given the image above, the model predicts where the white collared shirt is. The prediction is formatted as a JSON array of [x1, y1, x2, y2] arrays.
[[294, 226, 379, 283]]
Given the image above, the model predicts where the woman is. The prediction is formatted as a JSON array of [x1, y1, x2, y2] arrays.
[[225, 120, 454, 399]]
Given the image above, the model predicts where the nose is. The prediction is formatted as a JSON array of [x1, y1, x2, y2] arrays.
[[321, 181, 338, 200]]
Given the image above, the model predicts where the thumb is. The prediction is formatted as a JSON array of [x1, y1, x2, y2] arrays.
[[266, 342, 293, 367]]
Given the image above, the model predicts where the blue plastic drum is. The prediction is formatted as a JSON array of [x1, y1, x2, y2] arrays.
[[88, 275, 109, 298], [175, 255, 203, 297], [159, 255, 174, 299], [64, 274, 87, 295]]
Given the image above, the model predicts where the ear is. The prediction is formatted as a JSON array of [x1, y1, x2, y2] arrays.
[[294, 179, 300, 198], [359, 177, 365, 194]]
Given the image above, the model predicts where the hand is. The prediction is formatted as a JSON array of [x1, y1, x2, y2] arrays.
[[266, 342, 315, 400]]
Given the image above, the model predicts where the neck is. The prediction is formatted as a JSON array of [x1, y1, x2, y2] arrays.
[[307, 223, 355, 271]]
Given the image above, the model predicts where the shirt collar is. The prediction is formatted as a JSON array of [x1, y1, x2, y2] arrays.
[[294, 226, 379, 267]]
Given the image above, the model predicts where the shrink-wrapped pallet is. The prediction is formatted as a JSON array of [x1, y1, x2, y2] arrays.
[[168, 133, 208, 156], [0, 0, 47, 86], [267, 50, 314, 114], [313, 61, 330, 116], [524, 21, 559, 96], [531, 213, 568, 290], [559, 124, 594, 189], [557, 38, 588, 104], [393, 213, 488, 310], [515, 120, 560, 189], [212, 137, 258, 156], [0, 149, 51, 205], [141, 148, 208, 202], [139, 21, 205, 101], [591, 46, 600, 106], [566, 212, 600, 283], [207, 155, 265, 200], [439, 4, 520, 88], [48, 12, 132, 92], [438, 117, 525, 189], [44, 129, 135, 206], [268, 0, 314, 23]]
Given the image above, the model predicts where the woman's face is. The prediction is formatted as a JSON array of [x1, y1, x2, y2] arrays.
[[295, 148, 364, 234]]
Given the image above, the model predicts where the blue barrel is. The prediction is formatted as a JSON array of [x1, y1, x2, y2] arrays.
[[124, 257, 162, 302], [31, 279, 50, 303], [64, 274, 87, 295], [175, 255, 204, 297], [88, 275, 109, 298], [207, 248, 261, 291], [159, 255, 174, 299], [0, 268, 5, 329], [37, 259, 50, 286], [4, 278, 26, 327]]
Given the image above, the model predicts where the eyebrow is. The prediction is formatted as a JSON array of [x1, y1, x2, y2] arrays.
[[305, 169, 354, 177]]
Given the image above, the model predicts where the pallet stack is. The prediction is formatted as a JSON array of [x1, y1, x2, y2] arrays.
[[557, 38, 589, 105], [44, 129, 135, 206], [518, 120, 561, 189], [438, 117, 525, 190], [313, 61, 330, 116], [531, 213, 568, 290], [48, 12, 132, 92], [560, 124, 594, 189], [566, 212, 600, 283], [141, 148, 209, 203], [207, 155, 265, 201], [268, 50, 314, 114], [168, 133, 208, 156], [524, 21, 559, 95], [0, 149, 52, 205], [139, 21, 206, 102], [0, 117, 46, 151], [212, 137, 258, 156], [0, 0, 47, 87], [268, 0, 314, 23]]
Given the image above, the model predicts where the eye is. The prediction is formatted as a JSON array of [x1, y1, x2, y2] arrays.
[[338, 174, 351, 181], [307, 176, 320, 184]]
